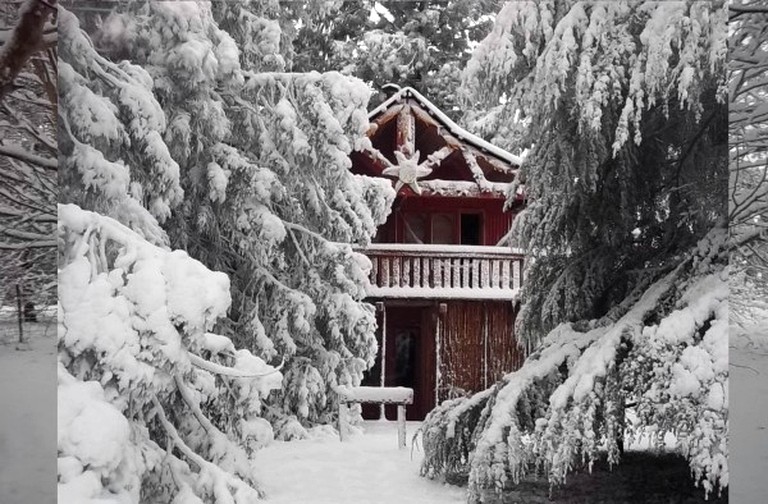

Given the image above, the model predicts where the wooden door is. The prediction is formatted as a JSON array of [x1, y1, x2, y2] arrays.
[[357, 304, 434, 421]]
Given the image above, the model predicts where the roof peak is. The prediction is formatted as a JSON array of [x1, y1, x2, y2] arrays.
[[369, 85, 523, 167]]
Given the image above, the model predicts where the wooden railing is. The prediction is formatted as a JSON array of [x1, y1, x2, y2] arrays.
[[360, 243, 524, 300]]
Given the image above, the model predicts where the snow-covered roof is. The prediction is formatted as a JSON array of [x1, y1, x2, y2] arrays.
[[369, 85, 523, 168]]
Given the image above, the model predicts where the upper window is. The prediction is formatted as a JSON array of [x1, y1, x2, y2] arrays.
[[461, 213, 482, 245], [399, 212, 485, 245], [403, 214, 426, 244], [432, 214, 455, 244]]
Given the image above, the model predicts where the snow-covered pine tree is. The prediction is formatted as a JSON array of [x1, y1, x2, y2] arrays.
[[467, 0, 727, 346], [57, 5, 182, 247], [420, 1, 728, 500], [58, 3, 395, 435], [289, 0, 497, 118], [58, 204, 282, 503]]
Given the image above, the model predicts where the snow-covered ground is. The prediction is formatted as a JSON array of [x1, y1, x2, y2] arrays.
[[253, 421, 465, 504], [729, 323, 768, 504], [0, 319, 56, 504], [252, 418, 717, 504]]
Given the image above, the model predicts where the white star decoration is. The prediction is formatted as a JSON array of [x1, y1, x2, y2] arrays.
[[382, 150, 433, 195]]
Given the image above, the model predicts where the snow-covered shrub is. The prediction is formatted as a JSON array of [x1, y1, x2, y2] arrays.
[[420, 228, 728, 501], [58, 204, 282, 503]]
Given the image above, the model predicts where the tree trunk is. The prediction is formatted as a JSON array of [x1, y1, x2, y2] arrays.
[[0, 0, 57, 101], [15, 283, 23, 343]]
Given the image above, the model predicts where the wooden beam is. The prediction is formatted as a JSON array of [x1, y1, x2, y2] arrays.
[[396, 104, 416, 156], [371, 103, 403, 131], [411, 105, 440, 129], [362, 145, 393, 171], [422, 145, 454, 170]]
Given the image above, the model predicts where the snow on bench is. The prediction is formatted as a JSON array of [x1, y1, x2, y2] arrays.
[[337, 386, 414, 449], [337, 386, 414, 404]]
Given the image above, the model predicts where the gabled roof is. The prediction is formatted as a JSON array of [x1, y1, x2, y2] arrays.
[[369, 86, 523, 168], [351, 84, 524, 200]]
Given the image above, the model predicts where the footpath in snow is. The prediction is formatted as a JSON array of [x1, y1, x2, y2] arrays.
[[252, 420, 464, 504], [730, 326, 768, 504], [0, 318, 56, 504]]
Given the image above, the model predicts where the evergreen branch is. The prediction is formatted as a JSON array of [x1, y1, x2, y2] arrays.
[[282, 221, 328, 243], [188, 352, 285, 378], [287, 226, 311, 267], [173, 375, 219, 436], [151, 395, 264, 499]]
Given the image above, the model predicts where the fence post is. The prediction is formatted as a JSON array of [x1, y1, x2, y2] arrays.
[[338, 399, 349, 442], [15, 284, 23, 343], [397, 404, 406, 449]]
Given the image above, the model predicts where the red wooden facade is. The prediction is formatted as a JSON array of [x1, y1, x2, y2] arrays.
[[352, 86, 527, 420]]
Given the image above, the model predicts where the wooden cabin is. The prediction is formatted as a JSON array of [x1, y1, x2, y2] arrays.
[[351, 86, 527, 420]]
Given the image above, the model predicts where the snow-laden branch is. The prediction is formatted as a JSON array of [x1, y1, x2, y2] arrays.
[[151, 396, 265, 500], [59, 204, 282, 502], [420, 228, 728, 500], [189, 352, 285, 378]]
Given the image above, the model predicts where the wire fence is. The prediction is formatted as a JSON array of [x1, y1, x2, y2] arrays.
[[0, 283, 35, 344]]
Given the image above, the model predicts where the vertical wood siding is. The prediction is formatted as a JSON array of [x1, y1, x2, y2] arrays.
[[440, 301, 484, 399], [486, 302, 525, 382], [362, 300, 524, 420], [484, 210, 515, 246], [438, 300, 522, 403]]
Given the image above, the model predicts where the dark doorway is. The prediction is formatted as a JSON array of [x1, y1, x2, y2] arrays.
[[461, 213, 482, 245], [393, 328, 418, 388], [361, 304, 436, 421]]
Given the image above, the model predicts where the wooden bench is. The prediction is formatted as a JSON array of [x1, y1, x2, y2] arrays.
[[337, 386, 414, 449]]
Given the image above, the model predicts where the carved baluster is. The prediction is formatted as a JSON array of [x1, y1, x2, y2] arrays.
[[430, 258, 437, 288], [371, 255, 379, 285], [472, 259, 481, 289], [481, 258, 490, 288], [392, 255, 401, 287], [515, 259, 520, 291], [381, 257, 390, 288], [413, 256, 421, 288], [501, 260, 511, 290], [403, 255, 411, 288]]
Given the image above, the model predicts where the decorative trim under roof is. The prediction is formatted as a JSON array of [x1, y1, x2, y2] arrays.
[[369, 85, 524, 168]]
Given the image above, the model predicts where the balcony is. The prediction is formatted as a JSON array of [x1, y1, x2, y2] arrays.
[[361, 243, 524, 300]]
